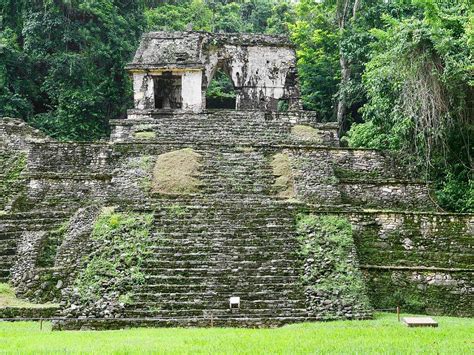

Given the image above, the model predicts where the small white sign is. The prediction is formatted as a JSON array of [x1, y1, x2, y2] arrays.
[[229, 296, 240, 309]]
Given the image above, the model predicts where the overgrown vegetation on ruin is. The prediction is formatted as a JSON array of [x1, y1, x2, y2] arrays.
[[0, 152, 26, 210], [37, 221, 69, 268], [296, 214, 371, 317], [74, 209, 154, 304]]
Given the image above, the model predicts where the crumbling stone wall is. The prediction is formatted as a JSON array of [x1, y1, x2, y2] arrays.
[[351, 211, 473, 316]]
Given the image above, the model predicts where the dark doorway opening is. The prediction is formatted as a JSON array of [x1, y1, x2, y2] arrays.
[[154, 72, 182, 109], [206, 69, 236, 109]]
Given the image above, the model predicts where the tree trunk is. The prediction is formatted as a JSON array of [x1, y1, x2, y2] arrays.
[[336, 0, 361, 139], [337, 54, 350, 138]]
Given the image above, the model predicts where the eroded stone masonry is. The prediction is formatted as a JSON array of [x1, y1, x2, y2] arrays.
[[0, 31, 472, 330]]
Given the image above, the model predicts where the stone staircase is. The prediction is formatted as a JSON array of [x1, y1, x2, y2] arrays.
[[119, 199, 311, 326], [199, 149, 276, 196], [0, 211, 70, 283], [111, 110, 339, 147]]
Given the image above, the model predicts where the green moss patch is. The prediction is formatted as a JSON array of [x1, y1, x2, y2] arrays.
[[291, 125, 322, 143], [270, 153, 295, 198], [134, 131, 156, 140], [0, 152, 27, 210], [0, 283, 58, 308], [152, 148, 202, 195], [74, 208, 154, 304], [37, 222, 69, 268]]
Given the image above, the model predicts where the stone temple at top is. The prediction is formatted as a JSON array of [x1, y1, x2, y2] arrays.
[[126, 31, 301, 112], [0, 31, 472, 330]]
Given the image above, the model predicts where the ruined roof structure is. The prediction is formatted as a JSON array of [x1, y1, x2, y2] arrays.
[[0, 31, 472, 330]]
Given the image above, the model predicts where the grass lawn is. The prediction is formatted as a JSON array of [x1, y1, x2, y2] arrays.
[[0, 313, 472, 354], [0, 283, 57, 309]]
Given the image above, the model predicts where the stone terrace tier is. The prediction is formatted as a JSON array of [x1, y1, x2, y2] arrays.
[[111, 110, 338, 146]]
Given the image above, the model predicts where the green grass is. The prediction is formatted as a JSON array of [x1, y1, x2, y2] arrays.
[[0, 313, 472, 354], [0, 283, 57, 308]]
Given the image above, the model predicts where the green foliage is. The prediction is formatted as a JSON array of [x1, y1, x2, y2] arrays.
[[1, 0, 145, 140], [145, 0, 290, 34], [75, 209, 154, 303], [347, 1, 473, 212], [344, 121, 400, 150], [296, 214, 371, 313], [289, 0, 340, 117], [166, 204, 188, 218], [144, 1, 213, 32], [435, 169, 474, 213], [206, 70, 236, 99]]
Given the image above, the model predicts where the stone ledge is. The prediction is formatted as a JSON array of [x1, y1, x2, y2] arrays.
[[0, 306, 59, 319], [360, 265, 474, 272], [27, 173, 113, 181], [52, 313, 373, 330]]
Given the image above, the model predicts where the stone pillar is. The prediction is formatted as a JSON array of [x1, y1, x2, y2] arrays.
[[132, 73, 155, 110], [181, 70, 203, 112]]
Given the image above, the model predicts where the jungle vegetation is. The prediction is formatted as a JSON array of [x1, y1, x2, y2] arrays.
[[0, 0, 472, 212]]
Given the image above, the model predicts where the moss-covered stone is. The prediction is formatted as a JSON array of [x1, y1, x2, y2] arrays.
[[0, 152, 27, 210], [37, 222, 69, 268], [270, 152, 295, 198], [291, 125, 322, 143], [152, 148, 202, 195]]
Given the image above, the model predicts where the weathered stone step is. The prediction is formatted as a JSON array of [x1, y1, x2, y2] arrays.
[[140, 280, 301, 291], [143, 259, 301, 268], [0, 247, 16, 256], [146, 246, 298, 257], [140, 267, 301, 277], [0, 259, 15, 269], [125, 308, 310, 318], [154, 224, 295, 232], [145, 253, 299, 263], [129, 294, 305, 305], [150, 235, 298, 242], [152, 214, 296, 221], [0, 239, 17, 248], [137, 284, 300, 295], [151, 234, 297, 241], [152, 209, 296, 217], [0, 220, 65, 233], [151, 222, 296, 229], [56, 315, 337, 330], [143, 259, 300, 268]]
